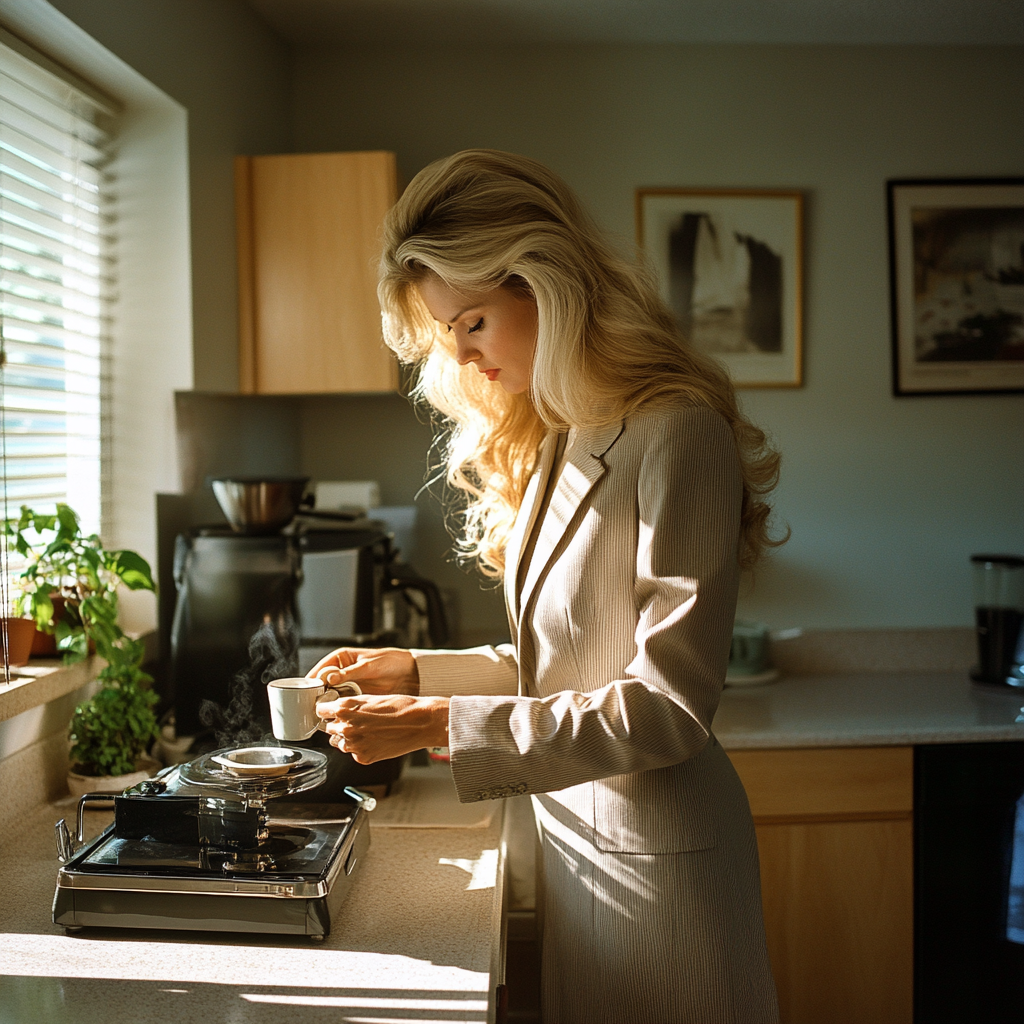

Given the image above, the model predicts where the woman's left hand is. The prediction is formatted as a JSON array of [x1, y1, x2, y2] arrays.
[[316, 694, 450, 764]]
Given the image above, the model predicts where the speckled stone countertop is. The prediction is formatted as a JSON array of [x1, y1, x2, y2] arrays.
[[0, 779, 505, 1024], [714, 671, 1024, 749]]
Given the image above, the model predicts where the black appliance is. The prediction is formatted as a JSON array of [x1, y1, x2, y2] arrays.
[[914, 741, 1024, 1022], [52, 747, 374, 939], [168, 515, 447, 793], [970, 554, 1024, 688]]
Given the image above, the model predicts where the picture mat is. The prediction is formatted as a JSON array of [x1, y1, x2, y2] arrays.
[[889, 180, 1024, 395], [638, 191, 802, 387]]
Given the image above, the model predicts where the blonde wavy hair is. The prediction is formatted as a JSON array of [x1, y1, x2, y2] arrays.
[[378, 149, 783, 578]]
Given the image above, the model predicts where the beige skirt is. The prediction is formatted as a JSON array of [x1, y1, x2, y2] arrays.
[[532, 742, 778, 1024]]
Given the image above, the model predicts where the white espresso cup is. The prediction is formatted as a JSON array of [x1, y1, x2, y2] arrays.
[[267, 676, 362, 741]]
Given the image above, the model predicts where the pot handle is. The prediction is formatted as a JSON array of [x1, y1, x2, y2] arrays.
[[76, 793, 116, 844], [55, 793, 116, 862]]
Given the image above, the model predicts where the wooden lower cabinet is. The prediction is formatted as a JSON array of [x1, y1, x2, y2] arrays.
[[727, 746, 914, 1024]]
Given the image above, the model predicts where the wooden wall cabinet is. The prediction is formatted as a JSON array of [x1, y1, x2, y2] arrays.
[[728, 746, 914, 1024], [235, 151, 399, 394]]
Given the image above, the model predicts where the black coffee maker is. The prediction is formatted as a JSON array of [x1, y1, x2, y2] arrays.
[[165, 479, 448, 794], [970, 554, 1024, 688]]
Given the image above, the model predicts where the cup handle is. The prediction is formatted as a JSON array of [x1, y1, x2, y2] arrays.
[[314, 681, 363, 732]]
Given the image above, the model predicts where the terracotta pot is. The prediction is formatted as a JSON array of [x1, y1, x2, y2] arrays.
[[2, 618, 37, 667], [29, 595, 66, 658], [66, 755, 162, 799]]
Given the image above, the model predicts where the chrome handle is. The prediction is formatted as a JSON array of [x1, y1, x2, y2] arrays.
[[57, 793, 121, 861], [76, 793, 116, 844], [54, 819, 74, 863], [343, 786, 377, 812]]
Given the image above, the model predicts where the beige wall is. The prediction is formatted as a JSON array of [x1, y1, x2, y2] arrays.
[[14, 9, 1023, 638], [45, 0, 292, 392], [290, 43, 1024, 632]]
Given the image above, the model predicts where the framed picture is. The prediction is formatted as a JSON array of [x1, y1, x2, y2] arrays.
[[887, 178, 1024, 396], [636, 188, 803, 387]]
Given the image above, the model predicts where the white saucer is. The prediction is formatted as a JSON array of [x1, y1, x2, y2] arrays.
[[724, 668, 781, 688], [211, 746, 300, 776]]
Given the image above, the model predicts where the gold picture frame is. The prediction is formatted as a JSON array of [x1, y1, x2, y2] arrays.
[[636, 188, 804, 388]]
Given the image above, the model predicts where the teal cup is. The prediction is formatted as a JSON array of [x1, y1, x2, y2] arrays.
[[729, 621, 770, 676]]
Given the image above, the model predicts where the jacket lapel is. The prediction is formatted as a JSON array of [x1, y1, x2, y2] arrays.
[[517, 421, 625, 627], [504, 431, 560, 628]]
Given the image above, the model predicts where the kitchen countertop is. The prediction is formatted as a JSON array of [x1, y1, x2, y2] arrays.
[[4, 670, 1021, 1023], [0, 771, 506, 1024], [714, 670, 1024, 748]]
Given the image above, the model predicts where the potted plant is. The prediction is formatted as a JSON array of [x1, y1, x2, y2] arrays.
[[0, 614, 36, 668], [3, 504, 160, 793]]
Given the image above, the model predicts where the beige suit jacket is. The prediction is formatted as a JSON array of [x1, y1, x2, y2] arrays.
[[414, 402, 777, 1023], [415, 402, 742, 853]]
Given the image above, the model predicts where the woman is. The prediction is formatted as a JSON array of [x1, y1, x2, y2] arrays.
[[312, 150, 781, 1024]]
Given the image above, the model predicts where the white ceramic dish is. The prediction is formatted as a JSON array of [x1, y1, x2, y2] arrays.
[[211, 746, 301, 777]]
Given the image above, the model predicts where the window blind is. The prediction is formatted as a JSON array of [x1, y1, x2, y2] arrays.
[[0, 35, 114, 538]]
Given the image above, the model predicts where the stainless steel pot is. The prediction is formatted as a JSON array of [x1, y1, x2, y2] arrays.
[[211, 477, 309, 534]]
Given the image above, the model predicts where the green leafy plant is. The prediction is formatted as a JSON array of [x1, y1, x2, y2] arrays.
[[67, 673, 160, 777], [3, 503, 159, 776]]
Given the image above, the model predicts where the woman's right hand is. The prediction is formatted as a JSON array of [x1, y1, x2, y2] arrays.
[[306, 647, 420, 696]]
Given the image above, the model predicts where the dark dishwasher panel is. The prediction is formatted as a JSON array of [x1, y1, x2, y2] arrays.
[[914, 742, 1024, 1024]]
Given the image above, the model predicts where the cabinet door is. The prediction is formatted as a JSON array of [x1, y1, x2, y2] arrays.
[[728, 747, 913, 1024], [236, 151, 398, 394]]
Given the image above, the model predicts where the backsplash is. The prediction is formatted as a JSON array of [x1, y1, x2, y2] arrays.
[[170, 389, 509, 648], [769, 627, 977, 675]]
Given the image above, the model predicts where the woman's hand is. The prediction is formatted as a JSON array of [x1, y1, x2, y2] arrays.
[[306, 647, 420, 696], [316, 695, 449, 764]]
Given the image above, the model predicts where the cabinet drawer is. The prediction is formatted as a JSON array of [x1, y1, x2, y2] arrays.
[[727, 746, 913, 819]]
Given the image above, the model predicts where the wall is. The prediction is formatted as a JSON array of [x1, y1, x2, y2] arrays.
[[6, 12, 1019, 639], [289, 43, 1024, 633], [43, 0, 293, 392]]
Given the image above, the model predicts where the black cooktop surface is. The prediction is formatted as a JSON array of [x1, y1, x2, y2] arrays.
[[67, 814, 354, 882]]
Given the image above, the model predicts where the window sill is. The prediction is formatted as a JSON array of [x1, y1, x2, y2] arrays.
[[0, 658, 102, 724]]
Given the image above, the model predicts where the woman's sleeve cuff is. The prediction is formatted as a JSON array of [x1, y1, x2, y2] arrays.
[[411, 644, 519, 697]]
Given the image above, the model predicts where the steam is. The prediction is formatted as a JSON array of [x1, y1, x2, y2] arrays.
[[200, 616, 298, 747]]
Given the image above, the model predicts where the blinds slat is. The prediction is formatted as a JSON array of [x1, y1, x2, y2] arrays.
[[0, 103, 106, 168], [1, 273, 103, 312], [2, 338, 102, 367], [0, 446, 68, 458], [0, 69, 108, 147], [1, 167, 103, 223], [0, 397, 100, 417], [0, 36, 114, 115], [1, 323, 103, 358], [0, 260, 108, 305], [0, 292, 104, 330], [1, 205, 107, 255], [0, 132, 102, 193], [1, 142, 102, 194], [1, 221, 110, 272], [2, 363, 102, 390], [1, 275, 103, 318], [1, 175, 104, 233], [3, 364, 100, 388], [3, 430, 100, 442]]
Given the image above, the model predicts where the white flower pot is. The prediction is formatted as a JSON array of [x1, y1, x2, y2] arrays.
[[66, 756, 161, 799]]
